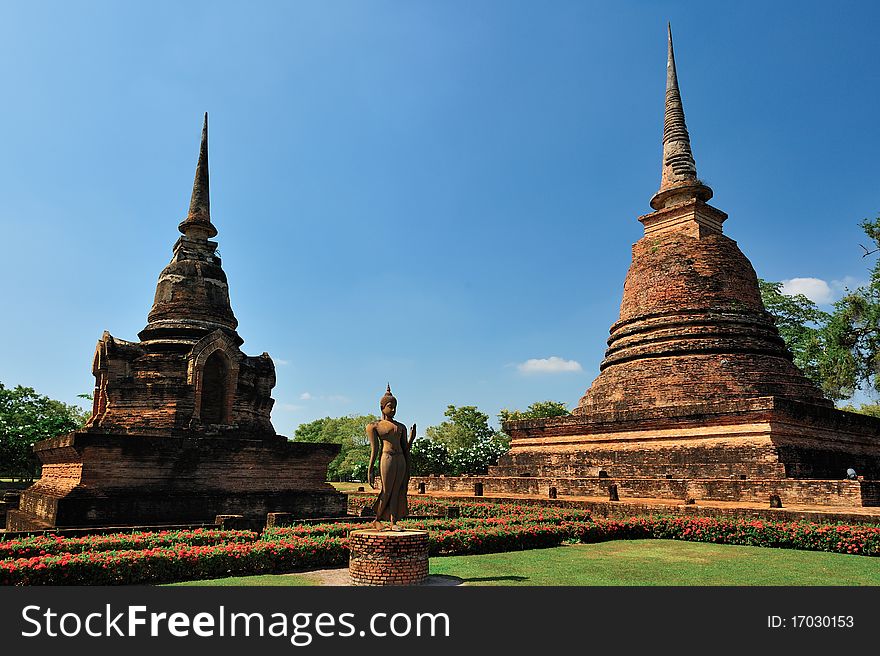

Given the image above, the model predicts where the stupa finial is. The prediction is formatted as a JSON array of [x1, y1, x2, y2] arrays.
[[178, 113, 218, 239], [650, 25, 712, 210]]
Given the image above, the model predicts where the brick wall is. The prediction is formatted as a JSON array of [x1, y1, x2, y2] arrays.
[[409, 475, 874, 508], [8, 433, 346, 530]]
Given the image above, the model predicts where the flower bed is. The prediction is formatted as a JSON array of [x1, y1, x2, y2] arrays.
[[0, 528, 258, 560], [0, 536, 348, 586], [3, 506, 880, 585]]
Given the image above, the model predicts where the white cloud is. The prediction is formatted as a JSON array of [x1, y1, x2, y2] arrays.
[[781, 278, 833, 304], [517, 356, 583, 375], [781, 276, 867, 305], [275, 359, 290, 366], [299, 391, 350, 404], [280, 403, 304, 412], [830, 276, 865, 297]]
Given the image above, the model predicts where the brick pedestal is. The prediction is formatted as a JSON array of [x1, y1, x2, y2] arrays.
[[349, 530, 429, 586], [6, 432, 346, 530]]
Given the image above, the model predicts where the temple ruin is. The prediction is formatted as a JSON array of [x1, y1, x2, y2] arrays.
[[7, 115, 345, 530], [413, 28, 880, 509]]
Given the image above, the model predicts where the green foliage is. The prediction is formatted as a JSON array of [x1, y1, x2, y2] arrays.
[[758, 279, 831, 391], [837, 403, 880, 418], [291, 414, 377, 481], [0, 383, 89, 480], [449, 432, 511, 475], [821, 217, 880, 398], [409, 437, 450, 476], [498, 400, 571, 424], [759, 215, 880, 402], [425, 405, 494, 451], [415, 404, 510, 476]]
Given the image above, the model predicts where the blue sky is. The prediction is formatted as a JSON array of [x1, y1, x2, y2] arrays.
[[1, 1, 878, 433]]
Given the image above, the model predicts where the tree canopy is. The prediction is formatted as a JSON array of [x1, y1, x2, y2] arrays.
[[498, 400, 571, 424], [291, 414, 377, 482], [0, 383, 89, 480], [760, 215, 880, 409], [411, 404, 509, 476], [424, 405, 494, 451]]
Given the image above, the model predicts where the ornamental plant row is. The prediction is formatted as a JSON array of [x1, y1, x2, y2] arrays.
[[1, 523, 570, 586], [0, 528, 259, 560], [0, 535, 350, 586]]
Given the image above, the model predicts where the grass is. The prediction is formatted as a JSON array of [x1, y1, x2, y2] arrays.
[[329, 482, 371, 494], [163, 540, 880, 586]]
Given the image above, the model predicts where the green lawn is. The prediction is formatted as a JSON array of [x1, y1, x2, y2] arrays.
[[166, 540, 880, 586], [329, 482, 371, 494]]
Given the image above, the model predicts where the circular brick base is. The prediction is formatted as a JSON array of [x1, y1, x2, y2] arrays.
[[349, 529, 429, 586]]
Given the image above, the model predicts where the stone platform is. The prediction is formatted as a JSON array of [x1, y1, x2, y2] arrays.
[[349, 529, 429, 586], [6, 431, 346, 531], [409, 397, 880, 511]]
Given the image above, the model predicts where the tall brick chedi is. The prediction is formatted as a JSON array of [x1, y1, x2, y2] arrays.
[[575, 26, 830, 415], [8, 116, 345, 530], [414, 28, 880, 508]]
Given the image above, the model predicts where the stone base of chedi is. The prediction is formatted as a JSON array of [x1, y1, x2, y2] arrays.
[[6, 434, 344, 531], [413, 398, 880, 509], [413, 28, 880, 511], [6, 115, 345, 531], [349, 530, 429, 586]]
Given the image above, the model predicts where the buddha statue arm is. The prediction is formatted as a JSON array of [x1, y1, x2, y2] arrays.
[[366, 423, 379, 489]]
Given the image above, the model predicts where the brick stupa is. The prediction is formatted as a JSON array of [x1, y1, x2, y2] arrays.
[[414, 28, 880, 508], [7, 116, 346, 530]]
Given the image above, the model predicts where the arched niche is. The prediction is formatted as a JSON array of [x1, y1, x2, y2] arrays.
[[200, 351, 230, 424], [188, 330, 240, 426]]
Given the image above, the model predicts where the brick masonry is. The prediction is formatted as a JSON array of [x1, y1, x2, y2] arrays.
[[421, 39, 880, 512], [7, 118, 344, 531], [416, 64, 880, 510], [6, 433, 347, 530], [468, 189, 880, 511], [410, 475, 877, 509], [349, 530, 429, 586]]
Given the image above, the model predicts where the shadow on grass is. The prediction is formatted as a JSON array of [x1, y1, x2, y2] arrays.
[[461, 576, 529, 583]]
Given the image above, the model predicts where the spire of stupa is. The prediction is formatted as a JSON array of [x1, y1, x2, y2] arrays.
[[650, 24, 713, 211], [139, 113, 239, 346], [178, 113, 218, 239]]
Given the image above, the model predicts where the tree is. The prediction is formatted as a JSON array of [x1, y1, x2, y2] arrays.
[[821, 217, 880, 399], [758, 279, 831, 394], [0, 383, 90, 481], [425, 405, 494, 451], [291, 414, 378, 481], [416, 404, 510, 475], [759, 215, 880, 408], [449, 433, 511, 475], [409, 438, 451, 476], [498, 400, 571, 424], [838, 402, 880, 418]]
